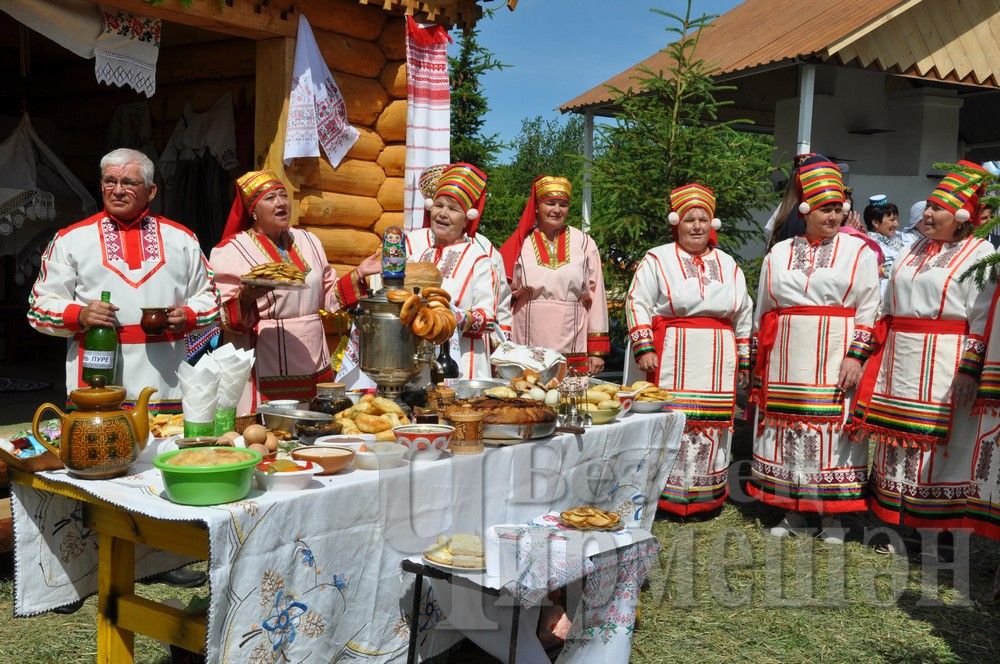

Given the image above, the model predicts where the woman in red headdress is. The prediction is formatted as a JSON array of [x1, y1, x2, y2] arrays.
[[851, 162, 995, 562], [209, 170, 380, 414], [499, 176, 609, 374], [624, 184, 753, 518]]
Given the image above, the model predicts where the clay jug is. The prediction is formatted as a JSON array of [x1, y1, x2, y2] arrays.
[[32, 376, 156, 479]]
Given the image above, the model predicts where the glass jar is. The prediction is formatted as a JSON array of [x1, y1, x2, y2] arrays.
[[310, 382, 353, 415]]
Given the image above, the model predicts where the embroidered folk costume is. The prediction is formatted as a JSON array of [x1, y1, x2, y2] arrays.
[[210, 170, 368, 414], [968, 286, 1000, 540], [28, 210, 220, 413], [748, 156, 881, 513], [413, 163, 499, 379], [853, 162, 995, 529], [499, 176, 610, 370], [624, 184, 753, 515]]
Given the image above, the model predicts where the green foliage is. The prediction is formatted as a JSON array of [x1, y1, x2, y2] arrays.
[[449, 20, 507, 168], [590, 2, 776, 298], [480, 115, 586, 247]]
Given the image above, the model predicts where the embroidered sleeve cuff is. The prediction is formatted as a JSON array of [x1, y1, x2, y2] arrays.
[[737, 337, 750, 372], [587, 333, 610, 356], [63, 303, 84, 332], [846, 326, 877, 362], [462, 308, 490, 337], [334, 270, 366, 309], [959, 337, 986, 379], [629, 325, 655, 360], [182, 306, 197, 333], [221, 297, 248, 335], [749, 335, 759, 371]]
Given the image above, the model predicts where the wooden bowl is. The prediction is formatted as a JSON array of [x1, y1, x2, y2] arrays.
[[291, 446, 355, 475]]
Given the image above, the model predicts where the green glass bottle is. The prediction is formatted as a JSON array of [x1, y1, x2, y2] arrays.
[[82, 291, 118, 385]]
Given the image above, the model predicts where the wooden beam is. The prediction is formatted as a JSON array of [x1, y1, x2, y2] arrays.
[[85, 503, 209, 559], [97, 532, 135, 664], [117, 594, 207, 653], [94, 0, 297, 40], [825, 0, 923, 56], [255, 37, 298, 215]]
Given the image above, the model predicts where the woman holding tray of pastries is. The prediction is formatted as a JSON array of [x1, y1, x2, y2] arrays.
[[624, 183, 753, 518], [748, 155, 880, 542], [499, 176, 610, 374], [210, 170, 380, 413], [409, 163, 502, 379], [851, 162, 995, 563]]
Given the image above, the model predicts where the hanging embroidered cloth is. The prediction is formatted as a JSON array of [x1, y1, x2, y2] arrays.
[[283, 14, 359, 167], [404, 16, 451, 230], [94, 8, 161, 98]]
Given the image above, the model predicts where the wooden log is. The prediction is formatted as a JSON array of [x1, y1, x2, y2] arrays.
[[314, 29, 386, 78], [299, 191, 383, 228], [255, 38, 296, 199], [298, 0, 387, 41], [378, 17, 407, 61], [374, 212, 406, 238], [293, 159, 386, 197], [345, 127, 386, 161], [375, 100, 408, 143], [378, 177, 405, 212], [332, 72, 389, 127], [156, 39, 256, 85], [377, 144, 406, 176], [380, 61, 407, 99], [310, 226, 383, 263]]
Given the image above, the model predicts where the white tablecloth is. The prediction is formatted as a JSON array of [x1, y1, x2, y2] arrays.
[[12, 412, 683, 663]]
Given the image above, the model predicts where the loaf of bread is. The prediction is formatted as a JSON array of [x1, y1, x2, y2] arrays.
[[404, 261, 443, 290]]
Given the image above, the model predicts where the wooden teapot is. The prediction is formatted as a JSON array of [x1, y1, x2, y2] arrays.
[[32, 376, 156, 479]]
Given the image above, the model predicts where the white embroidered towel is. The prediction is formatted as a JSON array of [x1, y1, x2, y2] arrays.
[[94, 8, 160, 98]]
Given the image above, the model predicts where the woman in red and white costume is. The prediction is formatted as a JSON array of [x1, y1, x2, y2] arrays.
[[210, 170, 380, 414], [852, 162, 995, 562], [411, 163, 500, 379], [499, 176, 610, 374], [749, 154, 880, 542], [624, 184, 752, 517]]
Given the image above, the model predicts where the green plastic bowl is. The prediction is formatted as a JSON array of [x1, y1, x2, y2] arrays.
[[153, 446, 263, 506]]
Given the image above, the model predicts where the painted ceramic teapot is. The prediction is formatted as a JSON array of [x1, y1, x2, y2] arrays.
[[32, 376, 156, 479]]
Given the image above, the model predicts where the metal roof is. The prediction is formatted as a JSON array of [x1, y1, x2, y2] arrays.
[[560, 0, 1000, 114]]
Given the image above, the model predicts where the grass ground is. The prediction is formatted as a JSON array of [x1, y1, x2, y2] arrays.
[[1, 424, 998, 663]]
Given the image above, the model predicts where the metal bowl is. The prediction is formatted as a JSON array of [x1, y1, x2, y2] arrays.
[[257, 406, 333, 434], [482, 421, 557, 440], [453, 379, 509, 399]]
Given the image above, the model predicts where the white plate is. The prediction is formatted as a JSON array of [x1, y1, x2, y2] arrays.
[[631, 400, 670, 413], [421, 555, 486, 573], [241, 277, 309, 291]]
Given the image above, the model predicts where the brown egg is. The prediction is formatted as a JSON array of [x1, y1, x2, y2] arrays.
[[264, 432, 279, 453], [248, 443, 269, 455], [217, 431, 240, 446], [243, 424, 268, 446]]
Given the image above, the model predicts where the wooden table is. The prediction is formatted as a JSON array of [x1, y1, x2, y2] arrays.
[[11, 469, 209, 663]]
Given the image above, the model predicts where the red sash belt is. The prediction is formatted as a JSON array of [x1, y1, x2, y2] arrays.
[[75, 324, 187, 346], [851, 316, 969, 426], [648, 316, 733, 383], [750, 306, 855, 405]]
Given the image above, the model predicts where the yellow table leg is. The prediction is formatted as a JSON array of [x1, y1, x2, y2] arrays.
[[97, 532, 135, 664]]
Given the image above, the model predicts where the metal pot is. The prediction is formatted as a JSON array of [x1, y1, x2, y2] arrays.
[[356, 292, 424, 397]]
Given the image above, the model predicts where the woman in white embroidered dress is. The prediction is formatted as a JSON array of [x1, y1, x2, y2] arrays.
[[499, 176, 610, 374], [210, 170, 380, 414], [411, 163, 499, 379], [749, 155, 880, 541], [852, 162, 995, 563], [624, 184, 753, 517]]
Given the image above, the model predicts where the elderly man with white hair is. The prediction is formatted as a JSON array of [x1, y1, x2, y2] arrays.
[[28, 147, 220, 413]]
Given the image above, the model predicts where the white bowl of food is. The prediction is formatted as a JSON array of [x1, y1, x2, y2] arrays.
[[254, 458, 319, 491], [348, 441, 407, 470], [393, 424, 454, 461]]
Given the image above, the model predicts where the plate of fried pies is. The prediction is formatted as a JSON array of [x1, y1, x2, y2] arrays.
[[241, 262, 308, 290], [559, 506, 624, 531]]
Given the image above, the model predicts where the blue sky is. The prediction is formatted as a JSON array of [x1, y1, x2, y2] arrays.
[[450, 0, 742, 160]]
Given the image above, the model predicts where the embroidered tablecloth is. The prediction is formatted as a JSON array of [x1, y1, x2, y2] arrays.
[[12, 412, 683, 663]]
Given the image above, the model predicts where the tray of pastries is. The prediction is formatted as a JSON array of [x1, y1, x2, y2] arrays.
[[444, 397, 556, 440]]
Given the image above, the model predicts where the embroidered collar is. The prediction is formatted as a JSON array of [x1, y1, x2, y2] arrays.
[[105, 207, 151, 229], [248, 229, 309, 274], [530, 227, 570, 270]]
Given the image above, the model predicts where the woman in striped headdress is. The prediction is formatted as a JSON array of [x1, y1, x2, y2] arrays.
[[748, 154, 881, 542], [852, 161, 995, 562], [624, 183, 754, 518]]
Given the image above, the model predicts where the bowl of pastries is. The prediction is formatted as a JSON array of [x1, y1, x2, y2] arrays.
[[622, 381, 674, 413], [333, 395, 412, 441], [559, 505, 623, 531]]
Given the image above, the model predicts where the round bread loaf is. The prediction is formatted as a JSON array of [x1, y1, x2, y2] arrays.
[[404, 261, 443, 290]]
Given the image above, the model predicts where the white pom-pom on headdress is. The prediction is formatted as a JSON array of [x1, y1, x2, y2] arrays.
[[668, 211, 680, 225], [711, 218, 722, 230], [424, 198, 434, 210], [465, 208, 479, 221], [843, 200, 851, 212], [955, 208, 971, 223], [798, 202, 811, 214]]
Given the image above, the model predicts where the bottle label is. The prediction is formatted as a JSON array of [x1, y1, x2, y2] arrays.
[[82, 350, 115, 369], [442, 378, 459, 387]]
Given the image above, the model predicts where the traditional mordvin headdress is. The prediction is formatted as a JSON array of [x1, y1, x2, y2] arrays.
[[418, 163, 448, 200], [796, 154, 849, 215], [666, 183, 720, 246], [499, 175, 572, 281], [220, 170, 286, 242], [422, 162, 488, 237], [928, 160, 990, 223]]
